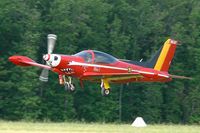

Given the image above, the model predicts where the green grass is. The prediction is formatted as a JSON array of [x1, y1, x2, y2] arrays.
[[0, 121, 200, 133]]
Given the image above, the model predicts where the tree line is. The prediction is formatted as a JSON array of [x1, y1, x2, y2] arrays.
[[0, 0, 200, 124]]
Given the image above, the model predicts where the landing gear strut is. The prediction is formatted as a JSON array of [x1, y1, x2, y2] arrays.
[[101, 79, 111, 96], [63, 76, 75, 92]]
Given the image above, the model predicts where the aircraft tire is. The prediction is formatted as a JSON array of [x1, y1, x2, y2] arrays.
[[64, 83, 75, 92], [64, 83, 70, 91], [69, 83, 75, 92], [101, 88, 110, 96]]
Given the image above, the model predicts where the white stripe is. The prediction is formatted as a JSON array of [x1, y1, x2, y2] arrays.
[[158, 74, 169, 78], [39, 76, 48, 80], [69, 61, 128, 71], [69, 61, 155, 75], [132, 70, 154, 75]]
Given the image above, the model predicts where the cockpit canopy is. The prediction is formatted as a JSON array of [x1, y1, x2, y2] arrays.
[[74, 50, 117, 64]]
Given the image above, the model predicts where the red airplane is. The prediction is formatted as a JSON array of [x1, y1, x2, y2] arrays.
[[9, 34, 191, 96]]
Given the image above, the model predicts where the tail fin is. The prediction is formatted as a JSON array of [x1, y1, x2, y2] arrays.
[[147, 39, 178, 72]]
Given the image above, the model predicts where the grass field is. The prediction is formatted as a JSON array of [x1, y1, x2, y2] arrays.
[[0, 121, 200, 133]]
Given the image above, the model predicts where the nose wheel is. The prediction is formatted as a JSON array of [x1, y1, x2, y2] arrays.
[[63, 76, 75, 92], [101, 79, 111, 96], [64, 82, 75, 92]]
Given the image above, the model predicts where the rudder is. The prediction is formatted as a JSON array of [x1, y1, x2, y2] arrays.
[[153, 39, 178, 72]]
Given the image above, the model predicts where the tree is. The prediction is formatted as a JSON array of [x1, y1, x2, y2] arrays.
[[0, 0, 41, 120]]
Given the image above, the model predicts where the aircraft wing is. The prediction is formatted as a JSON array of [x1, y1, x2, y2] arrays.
[[82, 72, 143, 82], [68, 61, 146, 82], [9, 55, 51, 70]]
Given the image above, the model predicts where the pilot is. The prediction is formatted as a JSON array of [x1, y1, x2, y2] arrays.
[[86, 54, 92, 62]]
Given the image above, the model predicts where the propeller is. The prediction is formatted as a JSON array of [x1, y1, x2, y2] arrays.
[[39, 34, 57, 82]]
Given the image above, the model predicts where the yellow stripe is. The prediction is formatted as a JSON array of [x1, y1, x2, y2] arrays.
[[154, 39, 171, 71]]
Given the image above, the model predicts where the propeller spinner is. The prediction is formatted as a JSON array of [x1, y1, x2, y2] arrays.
[[39, 34, 57, 82]]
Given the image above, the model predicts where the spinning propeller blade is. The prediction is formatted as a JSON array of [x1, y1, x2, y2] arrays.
[[47, 34, 57, 54], [39, 69, 49, 82], [39, 34, 57, 82]]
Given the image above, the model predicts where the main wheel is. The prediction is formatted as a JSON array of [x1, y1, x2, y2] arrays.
[[101, 88, 110, 96]]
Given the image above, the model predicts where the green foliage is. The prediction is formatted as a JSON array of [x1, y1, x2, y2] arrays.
[[0, 0, 200, 124]]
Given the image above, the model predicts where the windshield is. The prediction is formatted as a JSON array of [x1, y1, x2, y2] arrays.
[[74, 50, 117, 64], [74, 51, 93, 63], [93, 50, 117, 64]]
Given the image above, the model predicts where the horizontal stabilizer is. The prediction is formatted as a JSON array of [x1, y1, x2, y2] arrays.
[[170, 74, 192, 80]]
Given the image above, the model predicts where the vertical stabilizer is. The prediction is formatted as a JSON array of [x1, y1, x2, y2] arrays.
[[146, 39, 178, 72], [153, 39, 178, 71]]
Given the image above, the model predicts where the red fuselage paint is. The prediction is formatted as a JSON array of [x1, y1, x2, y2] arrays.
[[9, 50, 172, 84]]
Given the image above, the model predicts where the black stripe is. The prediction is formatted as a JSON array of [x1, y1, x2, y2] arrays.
[[121, 46, 163, 68], [145, 46, 163, 68]]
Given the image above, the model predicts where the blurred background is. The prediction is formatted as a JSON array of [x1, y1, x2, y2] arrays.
[[0, 0, 200, 124]]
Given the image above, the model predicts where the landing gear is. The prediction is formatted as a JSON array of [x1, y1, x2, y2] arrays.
[[63, 76, 75, 92], [101, 87, 110, 96], [64, 82, 75, 92], [101, 79, 111, 96]]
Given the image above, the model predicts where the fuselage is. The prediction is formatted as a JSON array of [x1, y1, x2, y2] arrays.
[[49, 50, 171, 83]]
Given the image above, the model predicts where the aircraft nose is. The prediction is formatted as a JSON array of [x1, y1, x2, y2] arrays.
[[43, 54, 50, 61], [9, 56, 14, 62], [9, 56, 17, 63]]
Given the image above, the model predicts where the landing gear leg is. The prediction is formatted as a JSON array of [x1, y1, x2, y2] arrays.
[[101, 79, 111, 96], [63, 76, 75, 92]]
